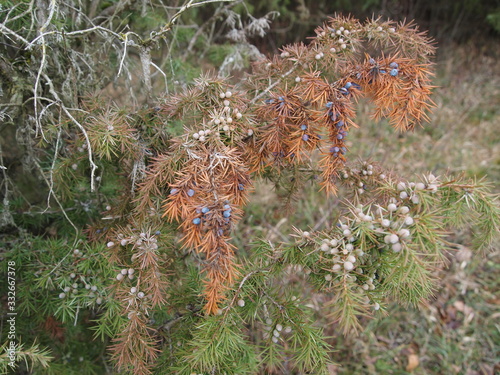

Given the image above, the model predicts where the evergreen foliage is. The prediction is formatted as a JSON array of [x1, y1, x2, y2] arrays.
[[0, 1, 499, 374]]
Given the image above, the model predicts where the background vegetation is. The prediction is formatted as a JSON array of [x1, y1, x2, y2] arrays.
[[1, 0, 499, 374]]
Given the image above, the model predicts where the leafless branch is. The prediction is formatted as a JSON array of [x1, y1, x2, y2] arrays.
[[249, 66, 297, 105], [0, 23, 30, 44], [43, 127, 62, 212], [42, 73, 98, 192]]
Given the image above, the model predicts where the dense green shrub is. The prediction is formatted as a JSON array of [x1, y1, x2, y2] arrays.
[[1, 1, 498, 374]]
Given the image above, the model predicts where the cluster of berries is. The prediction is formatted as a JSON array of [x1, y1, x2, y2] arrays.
[[191, 203, 231, 224], [129, 286, 145, 299], [329, 145, 347, 158], [192, 90, 252, 140], [298, 123, 314, 142], [373, 25, 396, 33], [396, 174, 440, 204], [190, 202, 234, 237], [335, 168, 444, 256], [317, 25, 352, 51], [367, 58, 401, 77], [263, 319, 293, 344], [107, 230, 161, 282], [302, 181, 427, 309], [314, 224, 382, 308], [325, 101, 336, 122], [324, 102, 350, 158], [76, 142, 88, 154], [112, 231, 160, 253], [59, 270, 104, 305], [265, 96, 287, 109], [116, 268, 135, 281], [389, 62, 399, 77], [316, 227, 362, 279], [340, 81, 361, 96], [218, 91, 252, 136], [191, 129, 212, 142], [369, 202, 414, 253], [340, 162, 376, 194], [318, 225, 381, 310], [360, 164, 374, 176]]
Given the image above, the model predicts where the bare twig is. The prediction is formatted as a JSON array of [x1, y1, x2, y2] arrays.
[[169, 0, 234, 29], [33, 159, 80, 243], [33, 0, 57, 140], [26, 25, 124, 49], [183, 1, 244, 57], [0, 23, 30, 44], [42, 73, 98, 192], [145, 0, 235, 45], [117, 32, 131, 78], [249, 65, 297, 104], [2, 0, 35, 25], [43, 127, 62, 212]]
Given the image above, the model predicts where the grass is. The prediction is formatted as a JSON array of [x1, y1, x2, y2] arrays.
[[324, 249, 499, 375], [232, 44, 500, 374]]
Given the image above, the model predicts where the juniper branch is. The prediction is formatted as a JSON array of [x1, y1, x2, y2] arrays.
[[249, 66, 297, 105]]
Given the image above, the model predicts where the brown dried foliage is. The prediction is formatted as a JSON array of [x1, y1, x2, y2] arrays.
[[131, 16, 435, 316], [134, 75, 253, 314], [108, 228, 169, 375], [161, 143, 250, 314], [244, 15, 435, 194], [100, 14, 438, 375]]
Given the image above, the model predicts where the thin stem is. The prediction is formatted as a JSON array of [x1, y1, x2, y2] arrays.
[[43, 127, 62, 212], [42, 73, 98, 192], [249, 66, 297, 105]]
